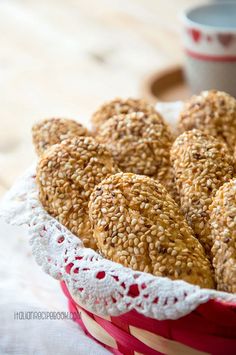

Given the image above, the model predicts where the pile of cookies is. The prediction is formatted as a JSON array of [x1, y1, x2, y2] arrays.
[[33, 91, 236, 293]]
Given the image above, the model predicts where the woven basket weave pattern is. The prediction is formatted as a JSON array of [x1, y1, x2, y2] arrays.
[[62, 282, 236, 354]]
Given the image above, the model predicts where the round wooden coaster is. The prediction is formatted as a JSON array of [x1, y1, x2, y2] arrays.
[[142, 66, 191, 102]]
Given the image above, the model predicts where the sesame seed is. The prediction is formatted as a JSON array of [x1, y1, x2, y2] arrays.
[[131, 218, 138, 226]]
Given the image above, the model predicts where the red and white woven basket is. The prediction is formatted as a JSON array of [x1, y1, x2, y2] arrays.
[[1, 104, 236, 355], [61, 281, 236, 355]]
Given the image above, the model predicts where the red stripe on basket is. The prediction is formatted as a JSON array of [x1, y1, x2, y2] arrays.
[[185, 49, 236, 62], [69, 298, 119, 354], [197, 299, 236, 327], [61, 280, 71, 298], [94, 314, 161, 355], [114, 310, 172, 338], [173, 327, 236, 355], [111, 317, 133, 355], [61, 282, 118, 354]]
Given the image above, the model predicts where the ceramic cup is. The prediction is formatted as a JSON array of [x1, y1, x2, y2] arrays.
[[182, 2, 236, 96]]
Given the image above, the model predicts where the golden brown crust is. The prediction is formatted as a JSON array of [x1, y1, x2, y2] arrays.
[[210, 179, 236, 293], [171, 129, 234, 255], [89, 172, 214, 288], [177, 90, 236, 152], [91, 97, 156, 130], [32, 118, 89, 155], [157, 166, 180, 205], [234, 146, 236, 168], [36, 136, 119, 249], [96, 111, 174, 192]]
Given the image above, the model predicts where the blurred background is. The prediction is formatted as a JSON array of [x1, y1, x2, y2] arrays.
[[0, 0, 201, 197]]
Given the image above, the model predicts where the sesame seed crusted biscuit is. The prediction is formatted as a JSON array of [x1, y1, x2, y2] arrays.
[[96, 111, 174, 191], [89, 172, 214, 289], [171, 129, 234, 254], [209, 179, 236, 293], [36, 136, 119, 249], [234, 146, 236, 166], [91, 97, 156, 130], [178, 90, 236, 152], [158, 166, 180, 205], [32, 118, 89, 156]]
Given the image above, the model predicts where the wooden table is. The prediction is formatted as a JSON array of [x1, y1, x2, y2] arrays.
[[0, 0, 200, 196]]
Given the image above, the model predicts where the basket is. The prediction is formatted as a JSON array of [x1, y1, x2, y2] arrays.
[[61, 281, 236, 355], [1, 104, 236, 355]]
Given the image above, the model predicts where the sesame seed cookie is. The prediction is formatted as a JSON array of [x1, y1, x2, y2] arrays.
[[32, 118, 89, 155], [36, 136, 119, 249], [171, 129, 234, 255], [91, 97, 156, 131], [89, 172, 214, 288], [177, 90, 236, 152], [234, 146, 236, 167], [209, 179, 236, 293], [96, 111, 174, 193]]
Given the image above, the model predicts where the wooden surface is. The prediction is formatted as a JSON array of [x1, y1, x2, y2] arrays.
[[0, 0, 200, 196]]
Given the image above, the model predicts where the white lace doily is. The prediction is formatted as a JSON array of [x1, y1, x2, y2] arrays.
[[1, 103, 236, 321]]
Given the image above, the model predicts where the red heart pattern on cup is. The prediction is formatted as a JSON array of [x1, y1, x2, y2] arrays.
[[189, 29, 202, 43], [186, 28, 236, 51], [217, 34, 234, 47]]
